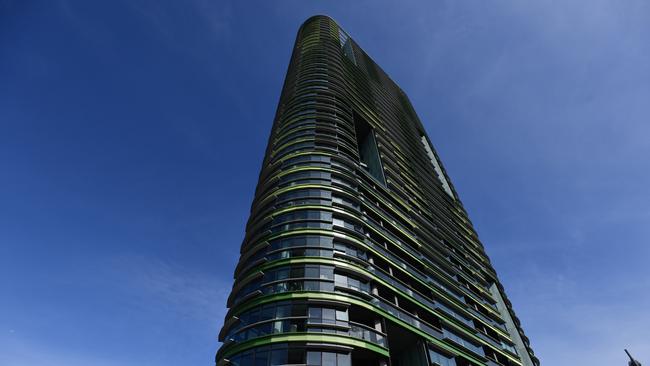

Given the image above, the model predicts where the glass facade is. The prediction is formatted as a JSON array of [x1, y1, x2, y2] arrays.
[[216, 15, 538, 366]]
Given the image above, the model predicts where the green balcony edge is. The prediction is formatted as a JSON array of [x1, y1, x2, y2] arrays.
[[246, 173, 502, 321], [236, 229, 511, 341], [259, 149, 489, 267], [219, 332, 389, 361], [228, 256, 521, 365], [241, 210, 504, 324], [219, 291, 498, 366]]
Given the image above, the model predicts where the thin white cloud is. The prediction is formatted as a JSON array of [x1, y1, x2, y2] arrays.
[[0, 255, 230, 366], [112, 255, 230, 325], [512, 267, 650, 364], [125, 0, 233, 43], [0, 333, 139, 366]]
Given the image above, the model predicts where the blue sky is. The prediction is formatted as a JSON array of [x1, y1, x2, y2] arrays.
[[1, 1, 649, 365]]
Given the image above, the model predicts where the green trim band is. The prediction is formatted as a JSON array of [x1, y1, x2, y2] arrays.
[[237, 226, 510, 340], [219, 332, 389, 360], [223, 291, 506, 366], [230, 257, 520, 364]]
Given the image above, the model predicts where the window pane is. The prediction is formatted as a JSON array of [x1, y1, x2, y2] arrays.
[[322, 352, 336, 366], [336, 309, 348, 321], [304, 280, 319, 291], [307, 351, 321, 365], [288, 349, 304, 364], [290, 267, 304, 278], [334, 274, 346, 286], [349, 278, 360, 290], [273, 320, 283, 334], [249, 309, 260, 323], [320, 267, 334, 280], [254, 351, 268, 366], [270, 349, 287, 365], [292, 304, 307, 316], [276, 269, 289, 280], [309, 307, 322, 319], [305, 266, 319, 278], [337, 353, 351, 366], [261, 306, 274, 319], [240, 353, 253, 365], [322, 308, 336, 320], [276, 305, 290, 318]]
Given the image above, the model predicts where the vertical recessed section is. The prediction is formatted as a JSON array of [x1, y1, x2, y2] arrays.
[[354, 111, 386, 185], [420, 135, 454, 199], [338, 29, 357, 65]]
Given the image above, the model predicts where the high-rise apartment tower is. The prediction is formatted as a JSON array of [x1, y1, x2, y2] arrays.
[[216, 15, 538, 366]]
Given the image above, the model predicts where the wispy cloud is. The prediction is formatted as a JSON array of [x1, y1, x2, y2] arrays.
[[0, 333, 140, 366], [114, 255, 230, 325], [125, 0, 233, 44], [0, 254, 230, 366], [511, 265, 650, 364]]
